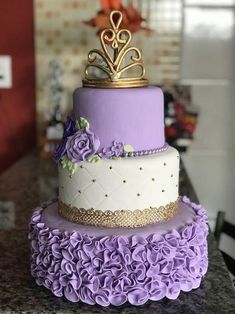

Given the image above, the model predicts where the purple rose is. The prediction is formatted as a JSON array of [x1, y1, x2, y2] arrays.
[[100, 141, 124, 159], [63, 116, 76, 138], [53, 139, 67, 163], [66, 128, 100, 162]]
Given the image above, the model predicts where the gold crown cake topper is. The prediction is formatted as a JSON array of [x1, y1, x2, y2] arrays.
[[82, 10, 148, 88]]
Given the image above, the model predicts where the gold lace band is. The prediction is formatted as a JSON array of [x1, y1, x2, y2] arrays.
[[58, 199, 179, 228]]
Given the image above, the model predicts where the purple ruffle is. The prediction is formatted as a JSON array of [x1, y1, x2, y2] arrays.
[[28, 196, 208, 306]]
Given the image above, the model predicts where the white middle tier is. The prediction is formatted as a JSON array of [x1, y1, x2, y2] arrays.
[[59, 146, 179, 211]]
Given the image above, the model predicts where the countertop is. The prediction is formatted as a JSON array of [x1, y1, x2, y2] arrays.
[[0, 151, 234, 313]]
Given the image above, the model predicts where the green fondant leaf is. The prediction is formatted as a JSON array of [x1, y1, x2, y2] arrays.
[[112, 156, 122, 160], [88, 154, 101, 163], [79, 117, 90, 129], [61, 156, 78, 174], [75, 120, 80, 130], [123, 144, 134, 153]]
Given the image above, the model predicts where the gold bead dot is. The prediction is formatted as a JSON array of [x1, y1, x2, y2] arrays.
[[123, 180, 126, 183], [69, 175, 72, 178], [164, 162, 167, 166], [171, 174, 174, 177], [176, 184, 178, 187], [137, 193, 140, 196], [92, 179, 96, 183], [152, 178, 155, 181], [80, 165, 83, 169], [78, 190, 82, 194], [105, 194, 108, 197], [139, 167, 143, 170], [177, 155, 180, 159], [162, 189, 165, 192], [109, 166, 112, 170]]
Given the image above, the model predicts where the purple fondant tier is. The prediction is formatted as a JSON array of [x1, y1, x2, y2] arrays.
[[73, 86, 165, 153], [29, 196, 208, 306]]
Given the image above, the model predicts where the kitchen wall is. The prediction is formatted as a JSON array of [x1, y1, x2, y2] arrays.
[[34, 0, 182, 120]]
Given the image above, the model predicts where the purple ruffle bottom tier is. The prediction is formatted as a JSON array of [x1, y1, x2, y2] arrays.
[[28, 196, 208, 306]]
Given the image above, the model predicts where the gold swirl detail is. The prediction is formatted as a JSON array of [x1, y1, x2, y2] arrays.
[[82, 10, 148, 89], [58, 199, 179, 228]]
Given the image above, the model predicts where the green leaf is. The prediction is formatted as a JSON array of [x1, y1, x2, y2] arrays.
[[79, 117, 90, 129], [75, 120, 80, 130], [112, 156, 122, 160], [123, 144, 134, 153], [61, 156, 78, 174], [88, 154, 101, 163]]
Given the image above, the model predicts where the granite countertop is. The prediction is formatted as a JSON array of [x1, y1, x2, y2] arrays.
[[0, 151, 234, 313]]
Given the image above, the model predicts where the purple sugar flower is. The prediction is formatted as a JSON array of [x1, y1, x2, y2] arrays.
[[100, 141, 124, 159], [66, 128, 100, 162], [63, 116, 76, 139], [53, 139, 66, 163], [111, 141, 124, 156], [100, 147, 114, 159]]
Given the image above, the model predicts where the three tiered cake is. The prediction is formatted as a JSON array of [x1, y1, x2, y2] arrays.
[[29, 11, 208, 306]]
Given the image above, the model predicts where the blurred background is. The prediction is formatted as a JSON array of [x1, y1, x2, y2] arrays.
[[0, 0, 234, 267]]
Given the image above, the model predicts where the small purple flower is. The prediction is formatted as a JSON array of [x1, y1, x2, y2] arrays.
[[100, 141, 124, 159], [66, 128, 100, 162], [100, 147, 114, 159], [53, 139, 66, 163], [63, 116, 76, 139], [111, 141, 124, 156]]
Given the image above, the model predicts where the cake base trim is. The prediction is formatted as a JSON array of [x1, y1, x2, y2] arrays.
[[58, 198, 179, 228], [29, 196, 208, 306]]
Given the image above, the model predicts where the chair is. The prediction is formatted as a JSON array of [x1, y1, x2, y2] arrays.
[[214, 211, 235, 277]]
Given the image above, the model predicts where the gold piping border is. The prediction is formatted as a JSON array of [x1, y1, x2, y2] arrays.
[[82, 78, 149, 89], [58, 198, 179, 228]]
